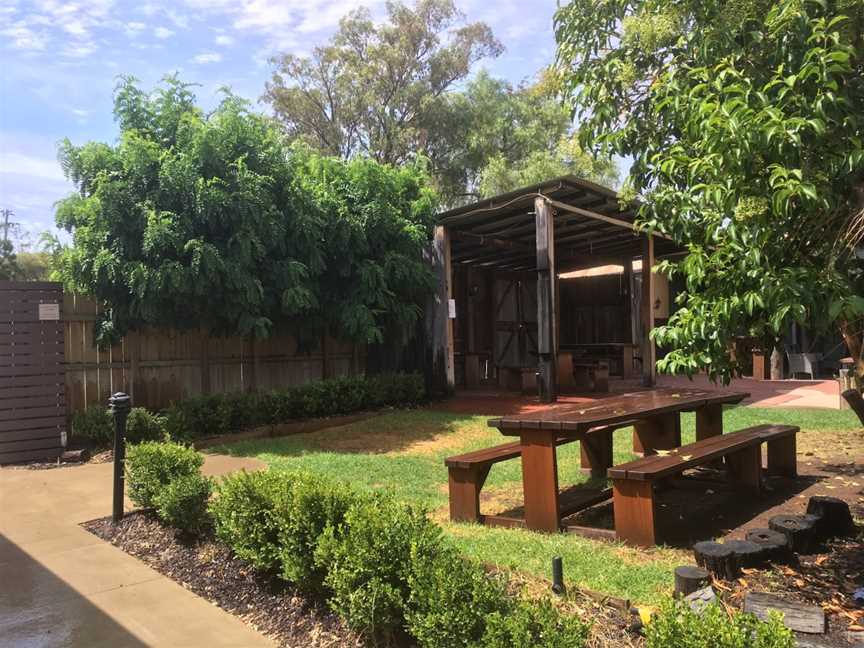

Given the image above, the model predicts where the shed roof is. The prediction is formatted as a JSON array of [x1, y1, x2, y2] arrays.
[[437, 175, 678, 271]]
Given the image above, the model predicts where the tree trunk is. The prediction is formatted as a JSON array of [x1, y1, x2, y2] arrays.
[[838, 318, 864, 389]]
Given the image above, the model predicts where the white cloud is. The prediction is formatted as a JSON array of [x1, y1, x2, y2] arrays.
[[154, 25, 174, 38], [192, 51, 221, 64], [63, 41, 97, 58], [126, 21, 146, 31], [1, 24, 48, 50], [215, 34, 233, 46], [0, 151, 65, 182], [71, 108, 90, 117]]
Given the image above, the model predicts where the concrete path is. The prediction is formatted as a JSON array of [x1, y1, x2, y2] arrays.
[[0, 454, 273, 647]]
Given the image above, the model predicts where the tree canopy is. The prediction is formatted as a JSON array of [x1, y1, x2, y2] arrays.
[[55, 77, 435, 347], [556, 0, 864, 381], [263, 0, 501, 166]]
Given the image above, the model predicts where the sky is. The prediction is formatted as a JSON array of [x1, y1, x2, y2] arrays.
[[0, 0, 561, 243]]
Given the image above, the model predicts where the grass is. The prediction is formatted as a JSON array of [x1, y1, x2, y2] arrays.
[[213, 404, 862, 605]]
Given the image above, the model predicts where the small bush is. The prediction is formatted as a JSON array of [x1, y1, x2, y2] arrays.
[[125, 441, 204, 509], [406, 543, 508, 648], [71, 406, 113, 446], [275, 473, 356, 594], [154, 472, 212, 535], [480, 598, 590, 648], [316, 494, 441, 645], [210, 470, 288, 572], [645, 598, 794, 648], [126, 407, 166, 444]]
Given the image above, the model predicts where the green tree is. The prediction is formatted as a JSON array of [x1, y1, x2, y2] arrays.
[[264, 0, 501, 166], [0, 239, 19, 280], [56, 76, 320, 344], [55, 77, 435, 349], [432, 70, 619, 203], [556, 0, 864, 381]]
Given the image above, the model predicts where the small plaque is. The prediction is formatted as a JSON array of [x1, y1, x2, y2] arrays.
[[448, 299, 456, 319], [38, 303, 60, 320]]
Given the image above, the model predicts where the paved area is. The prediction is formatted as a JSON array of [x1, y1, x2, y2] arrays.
[[443, 374, 844, 415], [0, 454, 272, 647]]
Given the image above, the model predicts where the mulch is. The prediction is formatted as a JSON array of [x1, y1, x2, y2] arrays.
[[82, 512, 362, 648]]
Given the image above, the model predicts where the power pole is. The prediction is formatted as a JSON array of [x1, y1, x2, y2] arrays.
[[1, 209, 17, 243]]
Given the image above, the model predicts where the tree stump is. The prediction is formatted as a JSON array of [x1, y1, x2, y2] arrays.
[[693, 541, 739, 580], [744, 528, 791, 564], [806, 496, 855, 538], [724, 539, 767, 568], [674, 565, 710, 597], [769, 514, 819, 554]]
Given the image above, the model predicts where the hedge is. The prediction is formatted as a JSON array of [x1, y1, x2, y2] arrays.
[[165, 372, 425, 441]]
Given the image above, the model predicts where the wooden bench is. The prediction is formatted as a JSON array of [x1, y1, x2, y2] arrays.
[[608, 424, 799, 546], [446, 422, 630, 524]]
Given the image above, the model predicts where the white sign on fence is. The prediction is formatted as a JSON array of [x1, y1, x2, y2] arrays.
[[38, 303, 60, 321]]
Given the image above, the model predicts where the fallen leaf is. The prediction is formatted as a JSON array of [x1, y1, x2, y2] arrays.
[[815, 555, 828, 566], [738, 578, 748, 587], [656, 450, 671, 456], [794, 579, 806, 588], [741, 568, 757, 575], [848, 624, 864, 632], [680, 454, 693, 461]]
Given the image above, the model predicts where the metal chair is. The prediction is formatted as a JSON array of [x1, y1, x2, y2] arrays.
[[786, 351, 821, 379]]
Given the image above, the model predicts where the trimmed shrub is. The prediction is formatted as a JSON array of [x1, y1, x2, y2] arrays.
[[275, 473, 356, 594], [125, 441, 204, 509], [71, 406, 113, 446], [406, 543, 508, 648], [126, 407, 166, 444], [154, 472, 212, 535], [210, 470, 288, 572], [316, 494, 441, 645], [480, 598, 590, 648], [645, 598, 794, 648], [164, 372, 425, 441]]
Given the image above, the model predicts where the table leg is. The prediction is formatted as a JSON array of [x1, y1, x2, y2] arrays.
[[695, 403, 723, 441], [613, 479, 656, 547], [766, 436, 797, 477], [580, 428, 613, 479], [633, 412, 681, 455], [520, 429, 560, 532]]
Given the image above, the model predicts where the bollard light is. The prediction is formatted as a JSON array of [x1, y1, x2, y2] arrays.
[[109, 392, 131, 523], [551, 556, 565, 595]]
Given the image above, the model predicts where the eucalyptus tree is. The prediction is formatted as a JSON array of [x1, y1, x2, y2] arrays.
[[556, 0, 864, 381]]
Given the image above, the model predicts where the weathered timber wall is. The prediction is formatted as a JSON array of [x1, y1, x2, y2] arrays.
[[63, 294, 364, 413]]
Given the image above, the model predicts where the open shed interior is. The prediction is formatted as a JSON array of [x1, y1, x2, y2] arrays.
[[431, 175, 681, 400]]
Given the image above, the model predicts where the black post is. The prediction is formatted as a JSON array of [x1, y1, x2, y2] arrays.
[[110, 392, 131, 523], [551, 556, 565, 595]]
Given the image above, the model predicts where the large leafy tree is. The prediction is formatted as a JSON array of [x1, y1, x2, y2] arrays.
[[55, 77, 435, 347], [556, 0, 864, 381], [263, 0, 501, 166], [428, 70, 619, 202]]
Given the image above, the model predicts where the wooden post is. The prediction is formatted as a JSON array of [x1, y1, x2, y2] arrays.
[[622, 256, 633, 344], [127, 330, 139, 404], [432, 225, 455, 394], [535, 197, 558, 402], [640, 235, 656, 387], [321, 333, 330, 380]]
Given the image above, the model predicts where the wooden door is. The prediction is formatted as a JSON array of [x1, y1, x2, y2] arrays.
[[493, 274, 538, 369]]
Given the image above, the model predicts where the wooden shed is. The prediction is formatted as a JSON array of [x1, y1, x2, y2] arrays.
[[429, 175, 680, 401]]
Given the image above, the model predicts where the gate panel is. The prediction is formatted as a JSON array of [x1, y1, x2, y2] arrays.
[[0, 281, 65, 463]]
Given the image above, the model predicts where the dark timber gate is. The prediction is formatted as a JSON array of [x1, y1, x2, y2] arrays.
[[0, 281, 66, 464]]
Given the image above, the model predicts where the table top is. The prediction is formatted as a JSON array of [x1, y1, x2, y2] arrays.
[[489, 388, 749, 434]]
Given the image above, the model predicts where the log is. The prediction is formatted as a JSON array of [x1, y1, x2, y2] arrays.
[[61, 448, 90, 463], [674, 565, 710, 597], [743, 592, 826, 634], [769, 514, 819, 554], [693, 541, 739, 580], [841, 389, 864, 426], [807, 496, 856, 538], [744, 528, 791, 564], [724, 539, 767, 569]]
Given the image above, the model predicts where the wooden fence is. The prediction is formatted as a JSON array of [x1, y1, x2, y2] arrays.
[[64, 294, 364, 414]]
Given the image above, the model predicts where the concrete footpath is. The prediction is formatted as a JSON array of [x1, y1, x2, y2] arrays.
[[0, 454, 273, 647]]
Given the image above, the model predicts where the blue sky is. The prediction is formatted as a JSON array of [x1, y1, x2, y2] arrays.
[[0, 0, 561, 241]]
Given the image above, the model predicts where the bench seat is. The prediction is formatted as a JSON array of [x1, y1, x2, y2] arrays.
[[609, 424, 799, 547], [445, 423, 628, 523]]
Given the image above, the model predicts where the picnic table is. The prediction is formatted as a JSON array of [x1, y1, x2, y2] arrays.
[[486, 388, 749, 533]]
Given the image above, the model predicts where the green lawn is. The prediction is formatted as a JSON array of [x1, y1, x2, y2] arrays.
[[213, 404, 861, 605]]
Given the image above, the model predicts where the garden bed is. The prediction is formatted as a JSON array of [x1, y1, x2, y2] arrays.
[[83, 511, 362, 648]]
